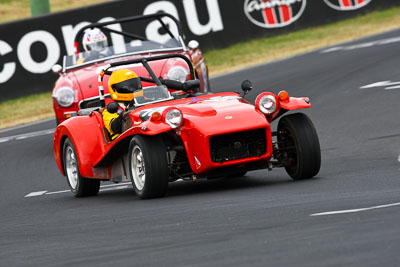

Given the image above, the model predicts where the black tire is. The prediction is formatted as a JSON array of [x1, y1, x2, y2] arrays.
[[128, 135, 169, 199], [63, 138, 100, 197], [277, 113, 321, 180]]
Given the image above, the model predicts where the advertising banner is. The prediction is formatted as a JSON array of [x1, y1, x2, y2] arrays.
[[0, 0, 398, 101]]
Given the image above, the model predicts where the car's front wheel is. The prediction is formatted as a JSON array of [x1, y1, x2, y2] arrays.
[[63, 138, 100, 197], [128, 135, 169, 199], [277, 113, 321, 180]]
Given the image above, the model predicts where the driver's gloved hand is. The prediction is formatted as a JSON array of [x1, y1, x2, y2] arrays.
[[110, 112, 124, 134]]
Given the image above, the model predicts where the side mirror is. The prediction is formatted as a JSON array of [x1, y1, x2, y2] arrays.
[[241, 80, 253, 94], [52, 64, 62, 75], [188, 40, 199, 50], [107, 102, 119, 114]]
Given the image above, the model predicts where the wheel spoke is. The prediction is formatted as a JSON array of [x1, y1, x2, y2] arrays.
[[65, 146, 78, 189], [131, 146, 146, 191]]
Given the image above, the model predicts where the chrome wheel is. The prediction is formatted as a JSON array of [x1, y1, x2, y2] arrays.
[[128, 135, 169, 199], [65, 146, 78, 190], [131, 145, 146, 191], [62, 138, 100, 197]]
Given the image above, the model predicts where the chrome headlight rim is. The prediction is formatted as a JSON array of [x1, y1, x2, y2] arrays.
[[164, 108, 183, 129], [167, 66, 188, 83], [54, 87, 75, 108], [258, 94, 277, 115]]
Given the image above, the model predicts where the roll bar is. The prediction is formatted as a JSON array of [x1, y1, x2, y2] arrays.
[[98, 54, 196, 108], [74, 12, 183, 54]]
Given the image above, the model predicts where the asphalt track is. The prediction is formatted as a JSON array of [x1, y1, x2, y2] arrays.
[[1, 29, 400, 266]]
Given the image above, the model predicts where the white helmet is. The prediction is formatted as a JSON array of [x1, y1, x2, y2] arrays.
[[82, 28, 108, 52]]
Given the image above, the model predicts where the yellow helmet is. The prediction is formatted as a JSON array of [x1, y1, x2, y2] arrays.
[[108, 69, 142, 102]]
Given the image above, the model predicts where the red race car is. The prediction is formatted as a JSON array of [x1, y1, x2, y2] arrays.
[[53, 54, 321, 199], [52, 13, 209, 124]]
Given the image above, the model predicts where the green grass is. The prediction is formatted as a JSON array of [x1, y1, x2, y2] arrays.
[[0, 92, 53, 129], [1, 6, 400, 129]]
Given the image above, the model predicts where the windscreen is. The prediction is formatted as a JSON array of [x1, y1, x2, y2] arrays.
[[134, 85, 172, 106], [65, 39, 182, 68]]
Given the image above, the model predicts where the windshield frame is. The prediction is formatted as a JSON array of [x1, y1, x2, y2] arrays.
[[63, 46, 185, 72], [97, 54, 196, 109]]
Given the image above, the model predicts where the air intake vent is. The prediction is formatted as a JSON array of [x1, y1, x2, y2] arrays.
[[210, 129, 267, 163]]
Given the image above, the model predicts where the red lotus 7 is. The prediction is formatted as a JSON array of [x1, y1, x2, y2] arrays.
[[53, 54, 321, 199]]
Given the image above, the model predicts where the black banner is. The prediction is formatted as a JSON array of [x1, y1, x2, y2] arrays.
[[0, 0, 399, 101]]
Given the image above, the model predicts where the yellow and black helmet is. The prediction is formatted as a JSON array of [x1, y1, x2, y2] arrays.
[[108, 69, 142, 102]]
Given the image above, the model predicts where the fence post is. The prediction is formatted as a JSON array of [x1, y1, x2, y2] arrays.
[[30, 0, 50, 16]]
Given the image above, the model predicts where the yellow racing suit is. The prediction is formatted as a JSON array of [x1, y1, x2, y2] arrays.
[[102, 109, 121, 140]]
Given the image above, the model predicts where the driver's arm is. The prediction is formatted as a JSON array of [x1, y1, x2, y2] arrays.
[[103, 109, 122, 139]]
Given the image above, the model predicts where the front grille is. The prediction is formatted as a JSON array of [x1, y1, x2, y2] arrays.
[[80, 98, 101, 109], [210, 129, 267, 163]]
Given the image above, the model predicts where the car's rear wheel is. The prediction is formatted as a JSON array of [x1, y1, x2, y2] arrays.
[[63, 138, 100, 197], [277, 113, 321, 180], [128, 135, 169, 199]]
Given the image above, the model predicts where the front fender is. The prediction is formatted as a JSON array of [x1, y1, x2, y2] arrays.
[[269, 97, 311, 122], [53, 112, 106, 177], [280, 97, 311, 110], [91, 119, 174, 168], [135, 120, 173, 136]]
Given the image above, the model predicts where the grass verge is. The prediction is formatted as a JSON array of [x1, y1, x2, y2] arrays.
[[1, 7, 400, 129], [0, 92, 53, 129]]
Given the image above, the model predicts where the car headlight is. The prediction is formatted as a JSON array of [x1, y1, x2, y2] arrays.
[[167, 66, 188, 83], [164, 108, 183, 129], [54, 87, 75, 108], [257, 94, 277, 115]]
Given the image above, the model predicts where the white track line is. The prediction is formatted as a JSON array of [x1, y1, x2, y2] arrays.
[[24, 182, 131, 198], [0, 129, 55, 143], [45, 190, 71, 195], [385, 85, 400, 90], [321, 36, 400, 54], [0, 118, 54, 134], [25, 191, 48, 197], [310, 202, 400, 216]]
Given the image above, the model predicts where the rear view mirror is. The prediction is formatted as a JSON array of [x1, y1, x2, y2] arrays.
[[241, 80, 253, 99], [241, 80, 253, 93], [52, 64, 62, 75], [188, 40, 199, 50]]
